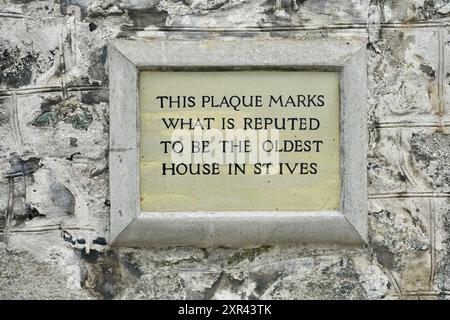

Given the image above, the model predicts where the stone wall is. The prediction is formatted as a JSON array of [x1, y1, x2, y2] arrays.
[[0, 0, 449, 300]]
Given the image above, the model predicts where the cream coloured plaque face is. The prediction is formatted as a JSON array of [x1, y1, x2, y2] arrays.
[[139, 71, 340, 212]]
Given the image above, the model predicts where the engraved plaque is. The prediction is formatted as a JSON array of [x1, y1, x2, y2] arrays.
[[139, 71, 340, 212], [108, 39, 367, 247]]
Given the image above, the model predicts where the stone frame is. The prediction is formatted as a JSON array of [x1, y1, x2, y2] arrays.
[[108, 38, 368, 247]]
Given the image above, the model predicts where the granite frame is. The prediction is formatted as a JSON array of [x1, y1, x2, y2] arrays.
[[108, 38, 368, 247]]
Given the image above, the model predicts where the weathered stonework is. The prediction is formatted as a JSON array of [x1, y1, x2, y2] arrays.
[[1, 0, 450, 299]]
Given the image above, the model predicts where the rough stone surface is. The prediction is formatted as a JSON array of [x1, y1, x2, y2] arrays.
[[1, 0, 450, 300]]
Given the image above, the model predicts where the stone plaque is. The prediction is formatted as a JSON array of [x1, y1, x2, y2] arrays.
[[108, 39, 368, 247], [139, 71, 340, 212]]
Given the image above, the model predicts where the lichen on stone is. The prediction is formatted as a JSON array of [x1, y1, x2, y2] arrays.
[[0, 39, 38, 88], [31, 96, 94, 131], [410, 132, 450, 188]]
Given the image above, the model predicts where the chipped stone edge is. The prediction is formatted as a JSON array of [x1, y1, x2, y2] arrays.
[[108, 38, 368, 248]]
